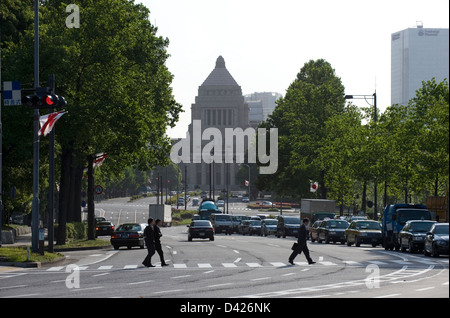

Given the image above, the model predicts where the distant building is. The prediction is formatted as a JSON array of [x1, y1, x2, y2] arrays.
[[184, 56, 250, 191], [244, 92, 282, 127], [391, 23, 449, 106]]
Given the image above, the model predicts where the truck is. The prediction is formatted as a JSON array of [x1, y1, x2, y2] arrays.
[[426, 194, 449, 222], [198, 199, 220, 220], [300, 199, 336, 222], [149, 204, 172, 227], [381, 203, 432, 251]]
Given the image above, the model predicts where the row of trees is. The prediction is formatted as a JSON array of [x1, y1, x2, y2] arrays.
[[1, 0, 182, 242], [256, 59, 449, 217]]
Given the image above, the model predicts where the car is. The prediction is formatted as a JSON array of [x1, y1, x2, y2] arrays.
[[95, 220, 115, 237], [110, 223, 147, 250], [187, 220, 215, 241], [238, 220, 251, 235], [242, 196, 249, 203], [276, 215, 301, 238], [317, 219, 349, 244], [424, 223, 449, 257], [210, 213, 233, 234], [261, 201, 273, 207], [399, 220, 436, 253], [261, 218, 278, 236], [192, 198, 200, 206], [241, 220, 261, 235], [309, 220, 322, 242], [345, 220, 382, 247], [177, 198, 185, 206], [216, 200, 225, 207], [231, 215, 249, 233]]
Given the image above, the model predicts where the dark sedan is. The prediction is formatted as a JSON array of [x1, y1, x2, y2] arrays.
[[317, 220, 349, 244], [110, 223, 147, 250], [95, 220, 115, 237], [399, 220, 436, 253], [187, 220, 215, 241], [246, 220, 262, 235], [345, 220, 382, 247], [424, 223, 449, 257]]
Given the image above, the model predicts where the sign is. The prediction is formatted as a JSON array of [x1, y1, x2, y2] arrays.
[[3, 81, 22, 106], [95, 185, 104, 195], [81, 200, 86, 208]]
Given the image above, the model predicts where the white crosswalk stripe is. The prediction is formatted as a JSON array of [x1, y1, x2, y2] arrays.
[[44, 258, 439, 272]]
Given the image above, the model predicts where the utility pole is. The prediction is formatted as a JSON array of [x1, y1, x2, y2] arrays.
[[31, 0, 41, 253]]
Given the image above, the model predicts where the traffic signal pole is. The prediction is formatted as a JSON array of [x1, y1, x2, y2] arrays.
[[31, 0, 40, 252]]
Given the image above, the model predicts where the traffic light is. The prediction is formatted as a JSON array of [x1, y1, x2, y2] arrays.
[[22, 87, 67, 109]]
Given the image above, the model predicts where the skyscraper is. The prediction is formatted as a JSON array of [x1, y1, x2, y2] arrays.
[[391, 23, 449, 106]]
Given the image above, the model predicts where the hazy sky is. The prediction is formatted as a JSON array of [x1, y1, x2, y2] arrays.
[[139, 0, 449, 138]]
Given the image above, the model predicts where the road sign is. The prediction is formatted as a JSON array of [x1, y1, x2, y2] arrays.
[[95, 185, 104, 195], [81, 200, 86, 207], [3, 81, 22, 106]]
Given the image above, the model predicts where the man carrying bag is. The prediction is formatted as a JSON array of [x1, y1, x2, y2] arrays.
[[288, 218, 316, 265]]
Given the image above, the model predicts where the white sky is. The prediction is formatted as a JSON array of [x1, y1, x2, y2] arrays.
[[139, 0, 449, 138]]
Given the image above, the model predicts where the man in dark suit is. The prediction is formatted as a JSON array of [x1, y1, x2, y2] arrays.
[[154, 219, 168, 266], [142, 218, 156, 267], [288, 218, 316, 265]]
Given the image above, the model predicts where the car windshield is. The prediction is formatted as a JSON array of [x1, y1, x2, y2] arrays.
[[285, 218, 300, 224], [249, 220, 261, 226], [409, 222, 435, 232], [327, 221, 348, 229], [117, 224, 141, 231], [192, 221, 211, 227], [434, 225, 449, 235], [356, 221, 381, 230], [264, 220, 278, 225]]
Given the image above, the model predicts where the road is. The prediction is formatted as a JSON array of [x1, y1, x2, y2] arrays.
[[1, 197, 448, 302]]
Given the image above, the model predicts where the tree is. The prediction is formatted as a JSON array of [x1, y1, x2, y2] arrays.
[[256, 59, 346, 200]]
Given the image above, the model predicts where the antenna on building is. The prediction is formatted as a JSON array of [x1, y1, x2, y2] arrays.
[[416, 21, 423, 28]]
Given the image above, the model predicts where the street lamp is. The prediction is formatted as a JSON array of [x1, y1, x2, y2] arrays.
[[344, 92, 378, 220]]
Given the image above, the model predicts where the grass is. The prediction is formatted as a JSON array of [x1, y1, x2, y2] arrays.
[[0, 246, 64, 263], [53, 238, 112, 250]]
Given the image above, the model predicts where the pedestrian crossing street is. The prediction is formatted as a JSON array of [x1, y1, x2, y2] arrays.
[[45, 258, 446, 272]]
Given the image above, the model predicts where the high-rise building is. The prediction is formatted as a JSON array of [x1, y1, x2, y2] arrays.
[[391, 23, 449, 106], [244, 92, 282, 125]]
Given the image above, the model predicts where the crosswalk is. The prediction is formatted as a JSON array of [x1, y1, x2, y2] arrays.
[[45, 258, 443, 272]]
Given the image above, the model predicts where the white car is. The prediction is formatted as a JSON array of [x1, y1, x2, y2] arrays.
[[242, 196, 249, 203], [216, 200, 225, 207]]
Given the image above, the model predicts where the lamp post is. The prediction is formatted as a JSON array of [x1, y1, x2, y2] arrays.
[[344, 92, 378, 220]]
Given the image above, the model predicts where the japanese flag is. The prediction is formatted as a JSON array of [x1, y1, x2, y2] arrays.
[[39, 111, 66, 136], [244, 180, 249, 187], [310, 181, 319, 192]]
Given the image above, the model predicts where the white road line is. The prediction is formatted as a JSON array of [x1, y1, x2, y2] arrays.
[[198, 263, 212, 268], [128, 280, 154, 285], [153, 289, 184, 295], [251, 277, 271, 281], [246, 263, 262, 267], [222, 263, 238, 268], [173, 264, 187, 268], [233, 258, 242, 263], [233, 250, 240, 254], [207, 283, 233, 288], [98, 265, 113, 270], [171, 275, 191, 279], [374, 294, 401, 298], [415, 287, 435, 292], [92, 272, 110, 277], [123, 265, 138, 269], [270, 262, 286, 267]]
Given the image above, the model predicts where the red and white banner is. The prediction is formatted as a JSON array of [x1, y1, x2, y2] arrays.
[[38, 111, 66, 136], [93, 152, 107, 168], [310, 181, 319, 192], [244, 180, 249, 187]]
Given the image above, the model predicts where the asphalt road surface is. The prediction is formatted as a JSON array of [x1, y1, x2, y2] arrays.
[[1, 197, 448, 302]]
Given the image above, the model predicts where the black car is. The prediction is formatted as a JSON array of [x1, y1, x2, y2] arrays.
[[345, 220, 382, 247], [399, 220, 436, 253], [276, 216, 301, 238], [317, 219, 349, 244], [95, 220, 115, 237], [187, 220, 215, 241], [424, 223, 449, 257], [110, 223, 147, 250]]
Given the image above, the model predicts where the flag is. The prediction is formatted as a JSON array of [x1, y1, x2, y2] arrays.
[[93, 152, 107, 168], [38, 111, 66, 136], [244, 180, 249, 187], [310, 181, 318, 192]]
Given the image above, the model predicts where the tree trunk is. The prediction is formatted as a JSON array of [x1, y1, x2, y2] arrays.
[[56, 146, 72, 245]]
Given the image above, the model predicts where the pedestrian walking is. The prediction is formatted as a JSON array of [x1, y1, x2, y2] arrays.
[[154, 219, 168, 266], [288, 218, 316, 265], [142, 218, 156, 267]]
